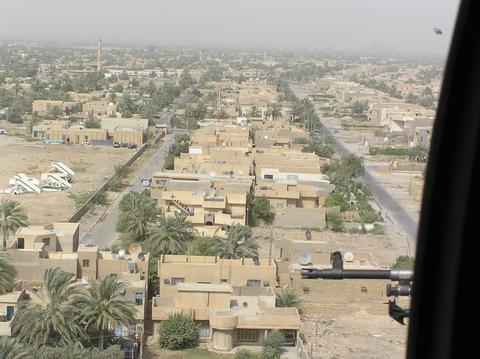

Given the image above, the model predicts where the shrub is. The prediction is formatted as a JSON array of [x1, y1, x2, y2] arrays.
[[393, 256, 414, 269], [248, 195, 275, 226], [158, 312, 199, 350], [327, 213, 344, 232], [261, 330, 284, 359], [236, 349, 259, 359]]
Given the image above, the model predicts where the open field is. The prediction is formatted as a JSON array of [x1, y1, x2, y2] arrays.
[[0, 133, 133, 225]]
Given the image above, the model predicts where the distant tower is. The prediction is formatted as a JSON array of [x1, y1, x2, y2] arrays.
[[96, 39, 102, 74]]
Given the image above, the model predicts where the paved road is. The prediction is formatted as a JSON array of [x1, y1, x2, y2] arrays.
[[83, 134, 175, 248], [293, 87, 418, 246], [82, 90, 192, 248]]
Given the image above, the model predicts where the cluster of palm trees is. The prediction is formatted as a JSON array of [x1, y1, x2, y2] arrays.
[[247, 103, 282, 121], [116, 191, 260, 260], [6, 267, 135, 354]]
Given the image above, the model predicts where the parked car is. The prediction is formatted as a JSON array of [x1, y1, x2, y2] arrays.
[[121, 142, 129, 148], [113, 141, 121, 148], [127, 142, 137, 149], [0, 129, 7, 135]]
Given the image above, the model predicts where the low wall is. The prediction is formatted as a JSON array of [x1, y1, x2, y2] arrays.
[[68, 141, 150, 223]]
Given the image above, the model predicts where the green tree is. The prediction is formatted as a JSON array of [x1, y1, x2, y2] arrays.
[[111, 83, 124, 93], [146, 216, 196, 255], [117, 191, 158, 241], [0, 337, 31, 359], [158, 312, 199, 350], [261, 330, 284, 359], [265, 103, 282, 120], [213, 224, 259, 259], [188, 236, 216, 256], [0, 252, 15, 293], [275, 289, 302, 308], [84, 116, 101, 129], [351, 101, 367, 115], [11, 267, 85, 348], [248, 195, 275, 226], [324, 192, 349, 211], [74, 276, 136, 349], [326, 213, 344, 232], [248, 106, 261, 118], [0, 199, 28, 249]]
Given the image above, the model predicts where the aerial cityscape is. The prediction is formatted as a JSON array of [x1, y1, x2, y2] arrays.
[[0, 1, 457, 358]]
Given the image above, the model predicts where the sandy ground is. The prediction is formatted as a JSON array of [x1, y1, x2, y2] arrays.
[[253, 225, 410, 359], [301, 311, 407, 359], [0, 134, 133, 225]]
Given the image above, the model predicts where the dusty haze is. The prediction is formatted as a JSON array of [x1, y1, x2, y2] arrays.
[[0, 0, 459, 55]]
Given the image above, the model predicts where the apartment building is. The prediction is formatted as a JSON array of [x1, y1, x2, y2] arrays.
[[191, 125, 251, 152], [152, 255, 300, 351], [254, 148, 329, 176], [6, 223, 149, 325], [32, 100, 81, 116], [151, 173, 252, 236], [173, 147, 253, 176], [82, 100, 116, 117]]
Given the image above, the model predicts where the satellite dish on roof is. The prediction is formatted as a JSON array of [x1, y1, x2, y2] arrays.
[[344, 251, 354, 262], [128, 243, 143, 259], [299, 251, 312, 266]]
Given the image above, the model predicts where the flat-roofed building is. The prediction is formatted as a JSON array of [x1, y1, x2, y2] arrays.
[[152, 255, 298, 351], [10, 222, 79, 253], [191, 125, 251, 152], [32, 100, 81, 116], [151, 173, 253, 236], [173, 147, 252, 176], [0, 290, 27, 336], [6, 224, 149, 326]]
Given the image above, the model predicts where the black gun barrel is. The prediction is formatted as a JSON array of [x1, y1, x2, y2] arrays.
[[301, 268, 413, 281]]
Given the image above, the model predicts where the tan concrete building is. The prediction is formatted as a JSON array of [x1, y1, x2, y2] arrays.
[[275, 240, 398, 315], [152, 255, 299, 351], [0, 290, 27, 337], [151, 173, 252, 236], [32, 100, 81, 116], [82, 100, 116, 117], [10, 222, 79, 253], [6, 224, 149, 324], [191, 125, 251, 152], [173, 147, 253, 176]]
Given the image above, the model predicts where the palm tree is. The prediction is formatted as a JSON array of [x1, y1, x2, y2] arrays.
[[248, 106, 261, 118], [117, 191, 157, 241], [265, 103, 282, 121], [11, 267, 85, 348], [74, 276, 136, 350], [0, 252, 15, 293], [0, 199, 28, 249], [275, 289, 302, 308], [146, 215, 196, 255], [212, 224, 259, 259], [0, 337, 31, 359]]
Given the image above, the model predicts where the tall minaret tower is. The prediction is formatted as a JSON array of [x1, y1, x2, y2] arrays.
[[96, 39, 102, 74]]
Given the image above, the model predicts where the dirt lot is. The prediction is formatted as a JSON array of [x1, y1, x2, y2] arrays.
[[301, 310, 407, 359], [0, 134, 133, 225]]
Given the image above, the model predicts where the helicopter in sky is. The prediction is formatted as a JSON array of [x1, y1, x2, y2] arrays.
[[433, 27, 444, 35]]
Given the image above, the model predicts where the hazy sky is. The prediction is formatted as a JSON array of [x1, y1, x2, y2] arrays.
[[0, 0, 459, 55]]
